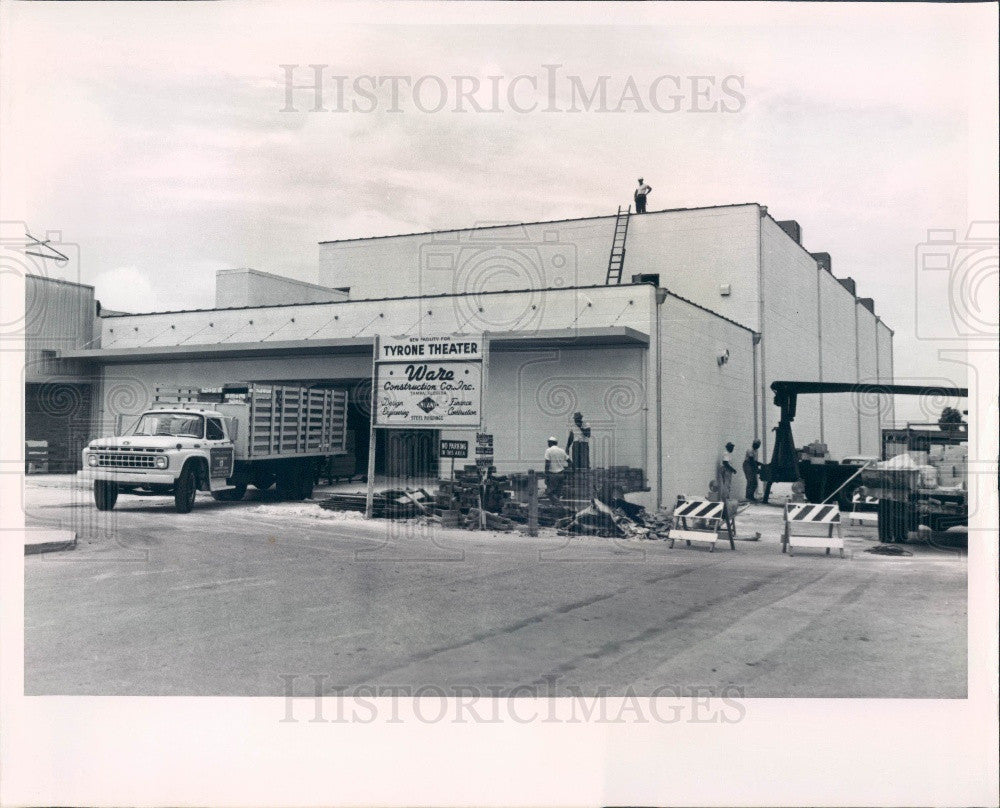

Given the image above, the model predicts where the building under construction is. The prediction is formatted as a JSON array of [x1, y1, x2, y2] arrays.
[[44, 202, 893, 509]]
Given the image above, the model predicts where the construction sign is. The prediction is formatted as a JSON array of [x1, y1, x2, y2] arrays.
[[374, 335, 484, 428]]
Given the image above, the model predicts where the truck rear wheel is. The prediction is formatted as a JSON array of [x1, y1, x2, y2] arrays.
[[94, 480, 118, 511], [174, 464, 198, 513], [211, 483, 247, 502], [298, 470, 315, 500]]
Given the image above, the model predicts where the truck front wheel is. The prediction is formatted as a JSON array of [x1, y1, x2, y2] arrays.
[[174, 465, 198, 513], [94, 480, 118, 511]]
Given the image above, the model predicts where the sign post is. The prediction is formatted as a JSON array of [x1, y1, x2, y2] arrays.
[[367, 334, 485, 519], [439, 439, 468, 503], [365, 335, 380, 519]]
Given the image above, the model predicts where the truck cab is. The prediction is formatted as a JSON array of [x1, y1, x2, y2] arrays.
[[82, 407, 242, 513]]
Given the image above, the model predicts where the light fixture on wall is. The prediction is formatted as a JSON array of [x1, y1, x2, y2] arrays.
[[717, 348, 730, 366]]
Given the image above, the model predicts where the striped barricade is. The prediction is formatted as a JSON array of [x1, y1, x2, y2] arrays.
[[849, 492, 880, 526], [783, 503, 844, 557], [668, 499, 735, 552]]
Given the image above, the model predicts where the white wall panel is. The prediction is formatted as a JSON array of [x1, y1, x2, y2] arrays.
[[818, 271, 861, 456], [319, 217, 617, 300], [876, 320, 895, 431], [759, 217, 822, 455], [100, 285, 653, 350], [616, 204, 760, 331], [658, 294, 756, 509], [441, 346, 648, 478], [95, 354, 372, 436], [856, 305, 881, 455]]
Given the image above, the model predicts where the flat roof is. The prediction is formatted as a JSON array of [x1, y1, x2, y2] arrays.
[[317, 202, 760, 245]]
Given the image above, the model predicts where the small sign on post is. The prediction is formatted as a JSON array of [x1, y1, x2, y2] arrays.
[[439, 440, 468, 459]]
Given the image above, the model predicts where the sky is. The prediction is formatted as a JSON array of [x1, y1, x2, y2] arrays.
[[2, 0, 997, 423]]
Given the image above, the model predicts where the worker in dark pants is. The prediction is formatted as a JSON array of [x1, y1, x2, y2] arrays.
[[743, 439, 762, 502], [544, 437, 569, 501], [634, 178, 652, 213], [717, 441, 737, 502], [566, 411, 591, 469]]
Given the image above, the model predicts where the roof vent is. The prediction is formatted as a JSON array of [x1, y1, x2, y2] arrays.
[[837, 276, 856, 295], [810, 252, 832, 272], [776, 220, 802, 244]]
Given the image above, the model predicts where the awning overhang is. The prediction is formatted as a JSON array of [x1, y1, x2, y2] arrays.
[[59, 327, 649, 364]]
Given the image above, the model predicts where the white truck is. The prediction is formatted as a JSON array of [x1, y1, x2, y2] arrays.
[[82, 385, 348, 513]]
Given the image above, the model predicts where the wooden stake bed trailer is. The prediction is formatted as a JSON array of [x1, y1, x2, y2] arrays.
[[154, 385, 348, 460]]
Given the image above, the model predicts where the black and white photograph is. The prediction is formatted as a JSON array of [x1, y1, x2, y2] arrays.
[[0, 1, 997, 806]]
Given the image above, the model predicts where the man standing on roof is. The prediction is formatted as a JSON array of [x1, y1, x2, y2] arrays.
[[634, 178, 652, 213]]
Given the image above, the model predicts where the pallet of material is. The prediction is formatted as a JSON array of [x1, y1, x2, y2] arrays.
[[318, 488, 433, 519]]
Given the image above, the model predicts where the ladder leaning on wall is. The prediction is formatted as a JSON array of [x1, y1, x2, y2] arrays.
[[605, 205, 631, 285]]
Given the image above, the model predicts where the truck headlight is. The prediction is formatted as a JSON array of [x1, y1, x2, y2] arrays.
[[87, 454, 99, 467], [154, 455, 169, 469]]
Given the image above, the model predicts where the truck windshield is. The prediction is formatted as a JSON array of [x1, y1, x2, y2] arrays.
[[131, 413, 204, 438]]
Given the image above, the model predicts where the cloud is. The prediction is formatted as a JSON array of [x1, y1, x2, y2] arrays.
[[92, 266, 157, 314]]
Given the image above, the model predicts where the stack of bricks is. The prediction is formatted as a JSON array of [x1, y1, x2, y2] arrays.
[[435, 466, 513, 525]]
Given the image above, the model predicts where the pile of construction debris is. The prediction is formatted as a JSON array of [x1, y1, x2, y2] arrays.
[[316, 463, 662, 539], [556, 497, 673, 540]]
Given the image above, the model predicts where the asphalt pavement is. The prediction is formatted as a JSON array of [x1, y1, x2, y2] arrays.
[[22, 476, 967, 697]]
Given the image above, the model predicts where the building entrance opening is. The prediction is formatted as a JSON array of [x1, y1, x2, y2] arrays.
[[378, 429, 440, 479]]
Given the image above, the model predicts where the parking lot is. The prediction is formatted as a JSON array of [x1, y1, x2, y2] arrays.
[[22, 475, 967, 697]]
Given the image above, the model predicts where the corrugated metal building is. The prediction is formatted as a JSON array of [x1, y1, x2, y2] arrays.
[[58, 203, 893, 507], [24, 275, 100, 472]]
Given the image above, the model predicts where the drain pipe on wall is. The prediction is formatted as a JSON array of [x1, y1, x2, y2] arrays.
[[654, 284, 666, 509], [757, 205, 768, 457]]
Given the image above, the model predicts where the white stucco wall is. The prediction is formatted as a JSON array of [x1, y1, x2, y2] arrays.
[[876, 320, 895, 432], [99, 285, 652, 350], [856, 304, 881, 455], [625, 204, 761, 331], [657, 294, 756, 509], [818, 270, 861, 456], [439, 345, 648, 479], [319, 217, 619, 299], [759, 216, 822, 453], [215, 269, 347, 308], [95, 354, 373, 436]]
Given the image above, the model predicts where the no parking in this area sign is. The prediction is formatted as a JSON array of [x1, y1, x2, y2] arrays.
[[374, 334, 484, 428]]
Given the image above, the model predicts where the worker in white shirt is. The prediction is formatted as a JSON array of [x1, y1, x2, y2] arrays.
[[566, 411, 591, 469], [544, 436, 569, 501], [717, 441, 737, 501], [634, 178, 652, 213]]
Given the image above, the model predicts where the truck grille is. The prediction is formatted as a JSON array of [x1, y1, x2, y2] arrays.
[[93, 448, 163, 469]]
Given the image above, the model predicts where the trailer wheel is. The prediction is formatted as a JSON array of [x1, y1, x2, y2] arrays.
[[94, 480, 118, 511], [174, 464, 198, 513], [298, 470, 315, 500], [275, 473, 297, 501]]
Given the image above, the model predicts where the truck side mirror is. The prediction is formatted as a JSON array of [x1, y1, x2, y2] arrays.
[[227, 418, 238, 441], [115, 414, 124, 436]]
